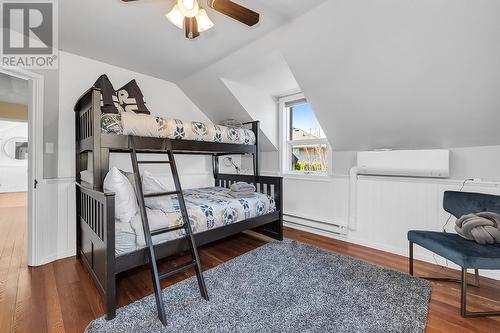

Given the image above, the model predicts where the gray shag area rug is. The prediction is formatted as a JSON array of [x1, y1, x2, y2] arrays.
[[85, 240, 431, 333]]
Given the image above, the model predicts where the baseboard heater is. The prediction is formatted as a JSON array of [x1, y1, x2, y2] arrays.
[[284, 213, 348, 236], [349, 149, 450, 231]]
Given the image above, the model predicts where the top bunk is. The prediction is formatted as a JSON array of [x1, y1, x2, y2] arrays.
[[74, 87, 259, 155]]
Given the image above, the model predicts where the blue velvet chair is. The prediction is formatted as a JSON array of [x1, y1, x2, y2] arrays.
[[408, 190, 500, 317]]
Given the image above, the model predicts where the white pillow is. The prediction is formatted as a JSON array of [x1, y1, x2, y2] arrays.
[[103, 167, 139, 223], [142, 170, 175, 213]]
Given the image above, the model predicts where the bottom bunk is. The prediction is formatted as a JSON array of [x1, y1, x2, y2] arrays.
[[115, 186, 277, 257], [75, 173, 283, 319]]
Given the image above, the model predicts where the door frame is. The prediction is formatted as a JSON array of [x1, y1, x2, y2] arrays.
[[0, 66, 44, 266]]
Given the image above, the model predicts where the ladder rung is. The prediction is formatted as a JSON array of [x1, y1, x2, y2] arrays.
[[151, 224, 185, 236], [144, 190, 179, 198], [137, 160, 171, 164], [134, 149, 170, 154], [159, 261, 196, 280]]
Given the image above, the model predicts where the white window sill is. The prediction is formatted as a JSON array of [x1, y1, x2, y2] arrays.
[[282, 172, 333, 182]]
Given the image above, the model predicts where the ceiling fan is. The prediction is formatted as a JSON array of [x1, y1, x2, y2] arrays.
[[121, 0, 260, 39]]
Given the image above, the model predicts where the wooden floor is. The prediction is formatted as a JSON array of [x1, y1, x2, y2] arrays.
[[1, 192, 499, 333]]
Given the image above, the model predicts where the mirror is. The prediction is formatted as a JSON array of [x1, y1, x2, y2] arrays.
[[3, 137, 28, 160]]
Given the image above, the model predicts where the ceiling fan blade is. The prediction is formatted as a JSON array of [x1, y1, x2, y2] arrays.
[[121, 0, 140, 2], [208, 0, 259, 27]]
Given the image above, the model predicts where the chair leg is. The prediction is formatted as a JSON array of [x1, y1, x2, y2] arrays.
[[409, 243, 480, 286], [460, 267, 500, 317], [410, 243, 499, 317], [461, 268, 467, 317], [474, 268, 480, 287], [409, 241, 414, 276]]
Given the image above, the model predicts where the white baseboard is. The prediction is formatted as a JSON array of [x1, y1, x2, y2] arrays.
[[284, 215, 347, 235], [37, 249, 75, 266], [284, 221, 347, 238]]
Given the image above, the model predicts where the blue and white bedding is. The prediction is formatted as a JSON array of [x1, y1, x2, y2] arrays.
[[116, 186, 275, 256], [101, 112, 256, 145]]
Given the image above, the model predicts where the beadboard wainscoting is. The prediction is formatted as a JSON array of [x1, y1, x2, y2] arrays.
[[283, 176, 349, 230], [283, 175, 500, 280], [32, 155, 225, 266], [32, 178, 76, 265]]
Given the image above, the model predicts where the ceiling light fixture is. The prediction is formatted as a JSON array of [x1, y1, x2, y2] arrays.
[[127, 0, 259, 40], [178, 0, 199, 17], [165, 0, 213, 39], [196, 8, 214, 32], [165, 4, 184, 29]]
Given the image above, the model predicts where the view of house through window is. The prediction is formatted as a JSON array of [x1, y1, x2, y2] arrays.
[[285, 99, 328, 174]]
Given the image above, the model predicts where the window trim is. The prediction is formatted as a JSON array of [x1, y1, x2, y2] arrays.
[[278, 93, 332, 177]]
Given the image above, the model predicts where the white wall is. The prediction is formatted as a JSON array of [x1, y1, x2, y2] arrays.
[[0, 122, 28, 193], [221, 79, 278, 148], [33, 51, 215, 265], [267, 146, 500, 280], [58, 51, 211, 179]]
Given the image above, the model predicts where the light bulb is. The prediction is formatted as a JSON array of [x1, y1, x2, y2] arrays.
[[177, 0, 199, 18], [166, 4, 184, 29], [196, 8, 214, 32], [182, 0, 195, 10]]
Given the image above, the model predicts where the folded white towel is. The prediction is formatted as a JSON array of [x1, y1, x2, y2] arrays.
[[229, 182, 256, 193], [228, 191, 256, 199]]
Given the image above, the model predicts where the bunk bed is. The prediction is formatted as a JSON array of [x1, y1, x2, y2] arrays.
[[74, 87, 283, 320]]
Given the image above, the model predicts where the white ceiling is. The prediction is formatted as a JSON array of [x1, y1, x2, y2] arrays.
[[0, 73, 28, 105], [60, 0, 326, 82]]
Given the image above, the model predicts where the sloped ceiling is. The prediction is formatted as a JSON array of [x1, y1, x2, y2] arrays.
[[221, 78, 278, 147], [61, 0, 500, 151], [60, 0, 326, 82], [279, 0, 500, 150], [182, 0, 500, 151], [179, 50, 299, 151]]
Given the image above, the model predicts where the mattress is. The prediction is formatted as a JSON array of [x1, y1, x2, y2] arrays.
[[116, 186, 275, 256], [101, 112, 256, 145]]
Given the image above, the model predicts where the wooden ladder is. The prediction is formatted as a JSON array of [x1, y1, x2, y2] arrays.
[[129, 136, 209, 325]]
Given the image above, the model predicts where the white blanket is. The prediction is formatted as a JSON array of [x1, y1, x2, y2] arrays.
[[101, 112, 256, 145], [122, 186, 275, 253]]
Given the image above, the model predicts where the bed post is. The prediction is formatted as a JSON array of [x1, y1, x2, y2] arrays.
[[104, 193, 117, 320], [253, 121, 260, 177], [212, 154, 219, 179], [91, 89, 103, 188], [75, 100, 81, 258], [276, 177, 283, 240]]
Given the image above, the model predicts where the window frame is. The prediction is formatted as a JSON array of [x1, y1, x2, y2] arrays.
[[278, 93, 332, 177]]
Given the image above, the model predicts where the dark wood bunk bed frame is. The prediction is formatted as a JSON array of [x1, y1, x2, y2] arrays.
[[74, 87, 283, 320]]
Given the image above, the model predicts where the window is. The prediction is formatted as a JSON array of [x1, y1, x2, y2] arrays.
[[280, 94, 330, 175]]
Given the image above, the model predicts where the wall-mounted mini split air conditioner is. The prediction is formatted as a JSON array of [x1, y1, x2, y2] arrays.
[[348, 149, 450, 230]]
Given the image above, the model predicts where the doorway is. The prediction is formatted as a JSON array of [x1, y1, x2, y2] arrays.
[[0, 67, 43, 266]]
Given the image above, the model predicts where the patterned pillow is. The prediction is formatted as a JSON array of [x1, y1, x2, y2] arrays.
[[116, 79, 150, 114], [101, 113, 123, 134], [93, 74, 120, 114]]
